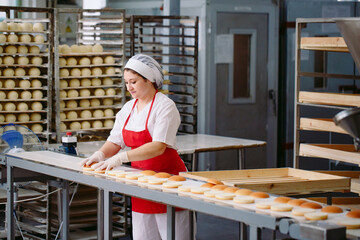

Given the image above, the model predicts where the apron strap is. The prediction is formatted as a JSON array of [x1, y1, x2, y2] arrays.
[[123, 99, 138, 129], [145, 90, 158, 130]]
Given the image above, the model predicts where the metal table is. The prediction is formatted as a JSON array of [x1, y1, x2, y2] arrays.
[[54, 134, 267, 171], [4, 151, 347, 240]]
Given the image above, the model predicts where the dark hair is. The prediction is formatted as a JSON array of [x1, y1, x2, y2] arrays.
[[124, 68, 157, 89]]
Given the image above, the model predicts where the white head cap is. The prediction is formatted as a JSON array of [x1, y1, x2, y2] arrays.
[[124, 54, 164, 89]]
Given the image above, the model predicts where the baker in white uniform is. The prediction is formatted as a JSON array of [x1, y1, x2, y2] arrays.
[[81, 54, 190, 240]]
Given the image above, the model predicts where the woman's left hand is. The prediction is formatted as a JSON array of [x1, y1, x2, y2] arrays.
[[93, 151, 129, 172]]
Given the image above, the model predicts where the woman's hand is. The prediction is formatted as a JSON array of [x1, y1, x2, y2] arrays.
[[93, 151, 129, 172], [80, 151, 105, 167]]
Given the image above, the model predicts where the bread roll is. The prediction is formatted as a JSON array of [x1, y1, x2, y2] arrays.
[[79, 89, 90, 97], [19, 80, 30, 88], [337, 219, 360, 229], [291, 207, 315, 216], [0, 114, 4, 122], [79, 57, 91, 65], [91, 99, 100, 107], [20, 91, 32, 99], [81, 68, 91, 77], [79, 99, 90, 108], [69, 79, 80, 87], [85, 45, 93, 52], [249, 192, 269, 199], [33, 23, 44, 32], [92, 44, 103, 52], [19, 34, 31, 43], [18, 113, 30, 122], [66, 100, 77, 108], [105, 67, 115, 75], [81, 121, 91, 129], [67, 111, 78, 119], [163, 182, 183, 188], [233, 196, 255, 204], [223, 187, 239, 194], [300, 202, 322, 209], [60, 112, 66, 120], [7, 34, 18, 43], [5, 114, 16, 122], [104, 56, 115, 64], [287, 199, 307, 206], [17, 56, 29, 65], [60, 44, 71, 54], [0, 22, 7, 31], [347, 209, 360, 219], [70, 122, 81, 130], [70, 68, 81, 77], [140, 170, 157, 176], [211, 185, 228, 191], [4, 102, 16, 111], [80, 110, 92, 118], [60, 69, 69, 77], [103, 98, 113, 106], [3, 68, 15, 77], [4, 56, 15, 65], [154, 172, 171, 178], [104, 119, 114, 128], [29, 67, 41, 76], [235, 189, 253, 196], [94, 88, 105, 96], [92, 120, 103, 128], [4, 79, 15, 88], [178, 186, 195, 193], [59, 57, 66, 67], [66, 57, 77, 66], [78, 45, 87, 53], [274, 197, 292, 204], [201, 183, 215, 188], [93, 109, 104, 118], [304, 212, 328, 221], [29, 46, 40, 54], [168, 175, 186, 181], [0, 91, 5, 99], [104, 109, 114, 117], [82, 162, 95, 171], [91, 78, 102, 86], [15, 68, 26, 76], [31, 102, 43, 110], [321, 205, 343, 214], [106, 88, 116, 96], [31, 79, 42, 88], [81, 78, 91, 87], [126, 173, 144, 180], [70, 45, 79, 53], [68, 89, 79, 98], [215, 192, 235, 200], [17, 45, 28, 54], [271, 204, 293, 212], [60, 122, 67, 132], [5, 46, 17, 54], [29, 56, 42, 66], [103, 77, 113, 85], [0, 103, 2, 111], [255, 202, 274, 210], [31, 124, 43, 132], [17, 103, 28, 111], [206, 178, 223, 185], [92, 56, 103, 65], [60, 101, 65, 108], [60, 80, 68, 88], [19, 22, 32, 31], [34, 35, 44, 43], [30, 113, 41, 121], [7, 22, 19, 31], [92, 67, 102, 76], [0, 34, 5, 43], [59, 90, 67, 98], [191, 187, 210, 194]]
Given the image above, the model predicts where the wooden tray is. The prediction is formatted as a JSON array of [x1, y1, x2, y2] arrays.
[[299, 91, 360, 107], [300, 118, 347, 134], [180, 168, 350, 195], [300, 37, 349, 52]]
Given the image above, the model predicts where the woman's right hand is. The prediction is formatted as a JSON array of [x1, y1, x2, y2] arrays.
[[80, 151, 105, 167]]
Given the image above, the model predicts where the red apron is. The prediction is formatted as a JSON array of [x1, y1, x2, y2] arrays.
[[122, 92, 187, 214]]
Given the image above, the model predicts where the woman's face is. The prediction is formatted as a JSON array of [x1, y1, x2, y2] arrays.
[[124, 69, 154, 99]]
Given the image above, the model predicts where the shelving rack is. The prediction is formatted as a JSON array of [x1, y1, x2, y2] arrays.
[[129, 15, 199, 134], [0, 6, 54, 150], [54, 8, 126, 142], [293, 18, 360, 174]]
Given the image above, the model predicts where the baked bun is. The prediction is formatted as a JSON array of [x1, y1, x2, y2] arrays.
[[291, 208, 315, 216], [215, 192, 235, 200], [235, 189, 253, 196], [206, 178, 223, 185], [148, 178, 167, 185], [337, 219, 360, 229], [300, 202, 322, 209], [211, 185, 228, 191], [191, 187, 210, 194], [168, 175, 186, 181], [178, 185, 194, 192], [83, 163, 95, 171], [346, 209, 360, 219], [250, 192, 269, 199], [304, 212, 328, 221], [271, 204, 293, 212], [125, 173, 143, 180], [107, 170, 124, 176], [154, 172, 171, 178], [163, 182, 182, 188], [274, 197, 292, 204], [321, 205, 343, 214], [141, 170, 156, 176], [201, 183, 215, 188], [204, 190, 223, 198], [233, 196, 255, 204], [223, 187, 239, 193], [256, 202, 274, 209], [288, 199, 307, 206], [94, 169, 105, 174]]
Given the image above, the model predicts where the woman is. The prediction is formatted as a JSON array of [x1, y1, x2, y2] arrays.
[[81, 54, 190, 240]]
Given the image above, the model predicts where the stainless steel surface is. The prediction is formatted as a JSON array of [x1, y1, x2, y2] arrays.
[[334, 107, 360, 150], [336, 18, 360, 73]]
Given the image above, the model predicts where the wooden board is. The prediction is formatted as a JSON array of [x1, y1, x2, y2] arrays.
[[299, 144, 360, 166], [300, 37, 349, 52], [300, 118, 347, 134], [179, 168, 350, 195], [299, 91, 360, 107]]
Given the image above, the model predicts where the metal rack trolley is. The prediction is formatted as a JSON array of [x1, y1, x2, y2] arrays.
[[128, 15, 199, 134], [54, 8, 126, 142], [0, 6, 54, 148]]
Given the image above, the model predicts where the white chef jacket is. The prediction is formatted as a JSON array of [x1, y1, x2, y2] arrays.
[[107, 92, 180, 149]]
